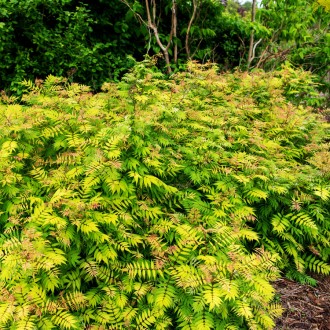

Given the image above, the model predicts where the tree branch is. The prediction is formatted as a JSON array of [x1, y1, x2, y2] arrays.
[[247, 0, 257, 68], [185, 0, 198, 59]]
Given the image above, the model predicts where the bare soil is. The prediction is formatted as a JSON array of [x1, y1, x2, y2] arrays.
[[274, 275, 330, 330]]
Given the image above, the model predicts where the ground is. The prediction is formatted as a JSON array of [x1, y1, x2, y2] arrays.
[[275, 275, 330, 330]]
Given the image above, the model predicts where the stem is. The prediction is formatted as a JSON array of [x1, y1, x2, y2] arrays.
[[247, 0, 257, 69], [145, 0, 172, 73], [173, 0, 178, 64], [185, 0, 198, 59]]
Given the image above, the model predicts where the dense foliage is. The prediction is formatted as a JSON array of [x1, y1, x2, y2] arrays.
[[0, 0, 141, 93], [1, 0, 329, 95], [255, 0, 330, 85], [0, 62, 329, 329]]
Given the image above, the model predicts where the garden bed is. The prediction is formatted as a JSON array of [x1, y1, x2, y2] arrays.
[[275, 275, 330, 330]]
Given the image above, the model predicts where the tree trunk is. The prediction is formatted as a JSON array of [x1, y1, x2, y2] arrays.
[[247, 0, 257, 68], [185, 0, 198, 59], [173, 0, 178, 63], [122, 0, 179, 73], [145, 0, 173, 73]]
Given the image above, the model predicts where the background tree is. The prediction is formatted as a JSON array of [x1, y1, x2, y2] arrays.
[[0, 0, 328, 96], [121, 0, 178, 73], [248, 0, 330, 98]]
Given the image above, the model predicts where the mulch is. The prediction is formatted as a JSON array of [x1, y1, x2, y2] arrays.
[[274, 275, 330, 330]]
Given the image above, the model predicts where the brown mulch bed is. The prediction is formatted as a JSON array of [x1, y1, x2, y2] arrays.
[[274, 275, 330, 330]]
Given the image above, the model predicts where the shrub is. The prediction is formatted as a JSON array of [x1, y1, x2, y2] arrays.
[[0, 0, 138, 95], [0, 62, 329, 329]]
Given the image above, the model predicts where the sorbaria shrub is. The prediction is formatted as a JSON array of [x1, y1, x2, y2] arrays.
[[0, 61, 329, 329]]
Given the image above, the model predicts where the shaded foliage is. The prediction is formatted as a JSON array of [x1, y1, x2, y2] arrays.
[[1, 0, 328, 96], [0, 0, 142, 93]]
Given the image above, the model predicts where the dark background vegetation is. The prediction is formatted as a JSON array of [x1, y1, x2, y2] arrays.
[[0, 0, 329, 98]]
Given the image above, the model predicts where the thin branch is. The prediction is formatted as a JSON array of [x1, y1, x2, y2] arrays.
[[120, 0, 148, 27], [120, 0, 152, 55], [122, 0, 174, 73], [185, 0, 198, 59], [173, 0, 178, 63], [191, 38, 203, 59], [151, 0, 156, 23], [251, 38, 262, 62], [145, 0, 153, 29], [247, 0, 257, 68]]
